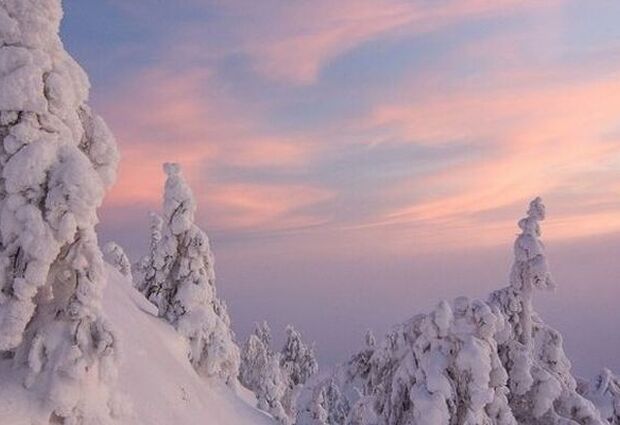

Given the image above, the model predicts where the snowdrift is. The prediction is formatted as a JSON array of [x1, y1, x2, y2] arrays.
[[0, 266, 273, 425]]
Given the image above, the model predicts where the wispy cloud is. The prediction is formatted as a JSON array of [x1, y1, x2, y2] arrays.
[[101, 67, 330, 232], [83, 0, 620, 253], [360, 70, 620, 242]]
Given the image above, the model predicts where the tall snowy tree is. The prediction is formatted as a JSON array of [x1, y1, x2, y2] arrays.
[[0, 0, 121, 422], [489, 198, 603, 424], [139, 163, 240, 385]]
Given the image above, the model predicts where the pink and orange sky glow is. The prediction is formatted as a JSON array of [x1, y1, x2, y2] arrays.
[[62, 0, 620, 376]]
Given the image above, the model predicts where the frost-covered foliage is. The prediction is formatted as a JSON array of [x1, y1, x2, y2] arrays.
[[138, 163, 240, 385], [104, 241, 132, 280], [0, 0, 121, 422], [581, 369, 620, 424], [281, 325, 319, 387], [313, 198, 606, 425], [240, 322, 319, 425]]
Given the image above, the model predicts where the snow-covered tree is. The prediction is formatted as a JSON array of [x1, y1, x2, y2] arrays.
[[256, 320, 273, 350], [240, 322, 294, 424], [581, 369, 620, 424], [281, 325, 319, 387], [104, 241, 132, 280], [258, 352, 292, 425], [135, 212, 164, 295], [0, 0, 121, 422], [139, 163, 240, 385], [488, 198, 603, 424], [240, 322, 273, 389]]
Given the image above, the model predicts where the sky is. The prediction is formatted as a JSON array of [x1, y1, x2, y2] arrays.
[[60, 0, 620, 377]]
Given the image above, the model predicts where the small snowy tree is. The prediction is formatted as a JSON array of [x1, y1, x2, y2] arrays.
[[140, 163, 240, 385], [240, 332, 291, 424], [278, 325, 318, 423], [256, 320, 273, 350], [104, 241, 132, 280], [135, 212, 164, 295], [281, 325, 319, 387], [240, 321, 273, 389], [582, 369, 620, 424], [0, 0, 121, 422]]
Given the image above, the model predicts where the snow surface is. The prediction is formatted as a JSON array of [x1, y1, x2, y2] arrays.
[[0, 265, 274, 425]]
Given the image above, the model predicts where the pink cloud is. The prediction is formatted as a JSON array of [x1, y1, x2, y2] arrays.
[[201, 183, 333, 231], [100, 67, 330, 232], [359, 72, 620, 244]]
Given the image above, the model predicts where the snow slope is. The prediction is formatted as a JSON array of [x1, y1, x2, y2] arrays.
[[0, 266, 274, 425]]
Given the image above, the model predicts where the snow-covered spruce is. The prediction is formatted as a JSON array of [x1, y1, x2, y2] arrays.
[[280, 325, 319, 423], [138, 163, 240, 385], [314, 198, 606, 425], [104, 241, 132, 281], [240, 321, 275, 391], [134, 211, 164, 295], [0, 0, 121, 422], [281, 325, 319, 388], [488, 198, 602, 424]]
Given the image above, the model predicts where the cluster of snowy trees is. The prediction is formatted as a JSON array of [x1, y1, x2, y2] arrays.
[[239, 321, 319, 425], [299, 198, 616, 425]]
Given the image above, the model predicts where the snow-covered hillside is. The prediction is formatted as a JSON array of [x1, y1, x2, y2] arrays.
[[0, 266, 273, 425]]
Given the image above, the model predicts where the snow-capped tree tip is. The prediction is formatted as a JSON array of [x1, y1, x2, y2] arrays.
[[163, 162, 182, 176], [528, 196, 545, 220]]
